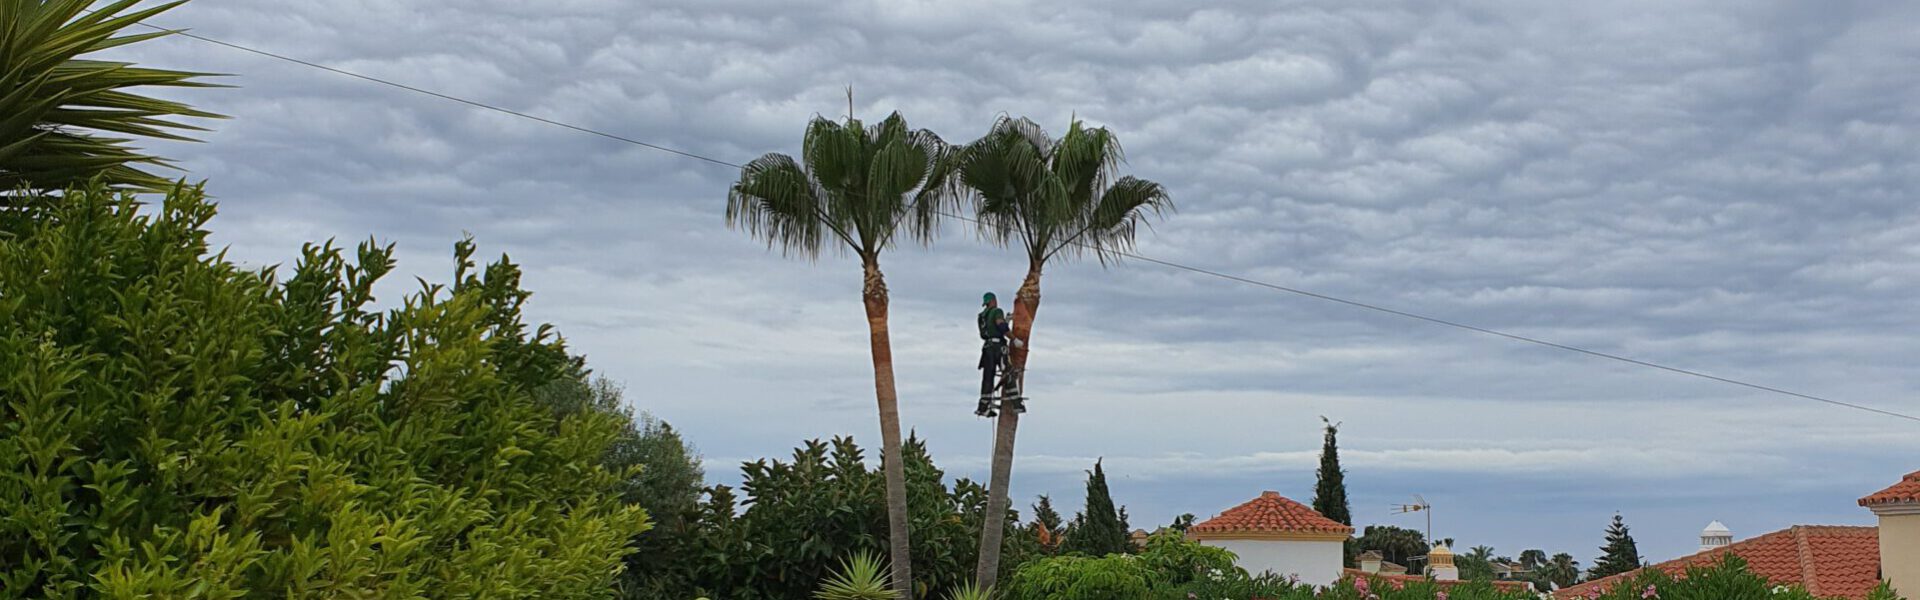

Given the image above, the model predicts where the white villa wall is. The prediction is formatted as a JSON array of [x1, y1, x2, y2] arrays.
[[1200, 539, 1345, 587]]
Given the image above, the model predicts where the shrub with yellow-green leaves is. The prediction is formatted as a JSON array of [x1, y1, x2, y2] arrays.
[[0, 184, 650, 598]]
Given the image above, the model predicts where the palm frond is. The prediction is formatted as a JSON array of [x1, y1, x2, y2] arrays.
[[732, 112, 951, 258], [956, 116, 1171, 267], [1, 0, 225, 193], [1055, 175, 1172, 264], [727, 152, 832, 258]]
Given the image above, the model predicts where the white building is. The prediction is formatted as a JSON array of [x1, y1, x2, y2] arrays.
[[1699, 520, 1733, 552], [1187, 491, 1353, 587]]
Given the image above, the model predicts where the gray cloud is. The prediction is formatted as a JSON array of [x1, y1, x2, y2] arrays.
[[116, 0, 1920, 561]]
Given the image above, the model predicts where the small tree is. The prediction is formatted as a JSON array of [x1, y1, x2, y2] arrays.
[[1061, 460, 1130, 557], [1311, 417, 1352, 527], [1354, 525, 1430, 575], [1588, 514, 1642, 579], [0, 184, 648, 597]]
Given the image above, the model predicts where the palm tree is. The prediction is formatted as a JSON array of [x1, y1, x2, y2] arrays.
[[728, 111, 953, 597], [959, 116, 1171, 588], [1519, 549, 1548, 571], [2, 0, 223, 194], [1544, 552, 1582, 589], [1468, 545, 1496, 562]]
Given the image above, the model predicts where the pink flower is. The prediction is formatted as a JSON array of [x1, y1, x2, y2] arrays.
[[1353, 577, 1370, 594], [1437, 592, 1449, 600], [1643, 584, 1659, 599]]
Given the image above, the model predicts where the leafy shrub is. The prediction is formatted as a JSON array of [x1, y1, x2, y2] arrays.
[[0, 184, 649, 598], [1002, 554, 1154, 600]]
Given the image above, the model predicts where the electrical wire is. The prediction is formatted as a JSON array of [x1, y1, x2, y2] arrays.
[[128, 18, 1920, 423]]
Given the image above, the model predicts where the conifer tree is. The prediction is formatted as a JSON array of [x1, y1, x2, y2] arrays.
[[1312, 417, 1352, 525], [1588, 513, 1643, 579], [1032, 495, 1064, 531], [1062, 460, 1129, 557]]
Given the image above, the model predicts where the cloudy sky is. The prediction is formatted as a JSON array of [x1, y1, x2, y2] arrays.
[[114, 0, 1920, 562]]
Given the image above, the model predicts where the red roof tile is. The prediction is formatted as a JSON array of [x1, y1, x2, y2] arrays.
[[1189, 491, 1355, 536], [1859, 470, 1920, 507], [1552, 526, 1881, 600], [1342, 569, 1533, 593]]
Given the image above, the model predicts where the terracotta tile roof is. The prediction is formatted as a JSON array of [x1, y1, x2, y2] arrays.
[[1342, 569, 1533, 593], [1189, 491, 1355, 536], [1859, 470, 1920, 507], [1552, 526, 1880, 600]]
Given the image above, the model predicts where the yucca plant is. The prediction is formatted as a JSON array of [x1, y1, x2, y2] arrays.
[[816, 552, 899, 600], [1, 0, 223, 194], [945, 581, 994, 600]]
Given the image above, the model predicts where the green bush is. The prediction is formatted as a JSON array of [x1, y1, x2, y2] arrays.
[[0, 184, 649, 598], [676, 435, 1030, 600], [1002, 554, 1154, 600]]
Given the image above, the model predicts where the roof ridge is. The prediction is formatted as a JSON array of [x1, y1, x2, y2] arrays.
[[1792, 527, 1820, 595]]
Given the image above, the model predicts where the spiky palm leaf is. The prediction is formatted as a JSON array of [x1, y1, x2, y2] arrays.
[[957, 116, 1170, 264], [1, 0, 224, 193], [727, 112, 953, 259], [943, 581, 993, 600], [815, 552, 898, 600]]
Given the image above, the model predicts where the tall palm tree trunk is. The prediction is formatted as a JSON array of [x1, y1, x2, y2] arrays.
[[862, 256, 915, 597], [974, 263, 1042, 588]]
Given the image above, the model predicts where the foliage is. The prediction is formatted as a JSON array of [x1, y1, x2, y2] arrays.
[[1455, 545, 1498, 580], [1002, 554, 1153, 600], [0, 0, 224, 194], [1539, 552, 1583, 589], [1518, 549, 1547, 571], [942, 581, 992, 600], [1356, 525, 1431, 575], [1589, 514, 1643, 580], [665, 435, 1030, 600], [0, 183, 647, 598], [1134, 532, 1239, 587], [1061, 460, 1130, 557], [817, 553, 897, 600], [1166, 513, 1196, 533], [534, 377, 707, 599], [956, 115, 1172, 264], [1313, 417, 1353, 527]]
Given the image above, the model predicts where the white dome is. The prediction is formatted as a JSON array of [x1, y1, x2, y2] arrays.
[[1702, 521, 1731, 535]]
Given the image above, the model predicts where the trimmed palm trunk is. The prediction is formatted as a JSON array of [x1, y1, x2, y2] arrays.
[[974, 264, 1041, 586], [862, 256, 914, 596]]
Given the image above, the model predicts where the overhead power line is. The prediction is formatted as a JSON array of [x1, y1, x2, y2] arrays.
[[134, 18, 1920, 424]]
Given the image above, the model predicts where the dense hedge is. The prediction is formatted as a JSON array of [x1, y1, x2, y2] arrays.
[[0, 185, 649, 598]]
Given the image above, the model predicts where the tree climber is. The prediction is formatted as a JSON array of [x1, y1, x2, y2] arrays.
[[977, 292, 1011, 416]]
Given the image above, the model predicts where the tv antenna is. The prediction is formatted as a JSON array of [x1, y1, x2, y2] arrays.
[[1393, 494, 1433, 547]]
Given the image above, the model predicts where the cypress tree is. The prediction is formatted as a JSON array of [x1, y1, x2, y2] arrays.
[[1062, 460, 1129, 557], [1311, 417, 1352, 525], [1588, 513, 1643, 579], [1031, 495, 1063, 531]]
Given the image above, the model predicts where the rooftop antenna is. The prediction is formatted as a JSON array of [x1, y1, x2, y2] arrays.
[[1393, 494, 1433, 548]]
